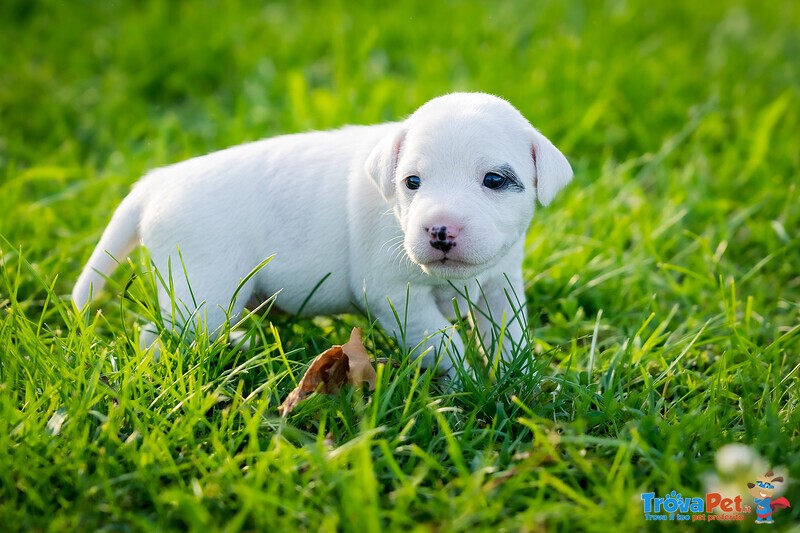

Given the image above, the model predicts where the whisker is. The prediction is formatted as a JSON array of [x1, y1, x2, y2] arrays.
[[379, 235, 404, 254], [390, 243, 407, 269]]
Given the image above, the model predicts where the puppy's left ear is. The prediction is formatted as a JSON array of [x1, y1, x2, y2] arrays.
[[531, 128, 573, 206], [365, 127, 406, 203]]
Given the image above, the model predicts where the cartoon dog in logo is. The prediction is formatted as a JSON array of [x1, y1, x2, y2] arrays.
[[747, 470, 791, 524]]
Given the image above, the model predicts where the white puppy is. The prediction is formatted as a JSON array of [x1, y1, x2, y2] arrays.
[[72, 93, 572, 376]]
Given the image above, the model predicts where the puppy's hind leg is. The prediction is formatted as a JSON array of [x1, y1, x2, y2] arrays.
[[144, 253, 258, 354], [139, 322, 162, 360]]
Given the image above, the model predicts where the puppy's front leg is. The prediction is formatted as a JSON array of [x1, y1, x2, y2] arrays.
[[471, 270, 529, 370], [372, 285, 465, 377]]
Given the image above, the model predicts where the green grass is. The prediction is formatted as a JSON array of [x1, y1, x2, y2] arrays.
[[1, 0, 799, 530]]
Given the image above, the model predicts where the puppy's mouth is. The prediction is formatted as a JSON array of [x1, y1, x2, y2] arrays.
[[436, 258, 472, 268], [421, 253, 479, 267], [405, 235, 502, 278], [417, 256, 485, 278]]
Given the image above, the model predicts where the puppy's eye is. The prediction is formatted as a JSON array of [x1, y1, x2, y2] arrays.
[[405, 175, 421, 190], [483, 172, 507, 190]]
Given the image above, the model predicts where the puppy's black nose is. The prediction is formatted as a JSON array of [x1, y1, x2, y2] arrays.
[[431, 240, 455, 253], [428, 226, 458, 253]]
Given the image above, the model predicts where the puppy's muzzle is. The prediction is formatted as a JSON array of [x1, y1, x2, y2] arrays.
[[428, 225, 459, 253]]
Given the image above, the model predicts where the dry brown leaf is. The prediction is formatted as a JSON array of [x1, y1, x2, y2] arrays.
[[278, 328, 377, 417], [341, 327, 377, 390]]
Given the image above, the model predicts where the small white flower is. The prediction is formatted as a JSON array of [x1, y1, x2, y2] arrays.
[[715, 443, 767, 477]]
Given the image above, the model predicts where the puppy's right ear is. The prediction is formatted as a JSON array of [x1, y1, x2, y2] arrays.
[[365, 128, 406, 202]]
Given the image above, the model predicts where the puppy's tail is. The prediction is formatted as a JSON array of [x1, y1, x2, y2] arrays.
[[72, 187, 144, 311]]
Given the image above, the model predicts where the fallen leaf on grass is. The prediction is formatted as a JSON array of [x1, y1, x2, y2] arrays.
[[278, 328, 377, 417]]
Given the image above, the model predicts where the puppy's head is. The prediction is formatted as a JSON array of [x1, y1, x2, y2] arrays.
[[366, 93, 572, 279]]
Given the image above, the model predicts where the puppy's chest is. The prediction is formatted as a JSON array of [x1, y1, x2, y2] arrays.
[[431, 280, 480, 318]]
